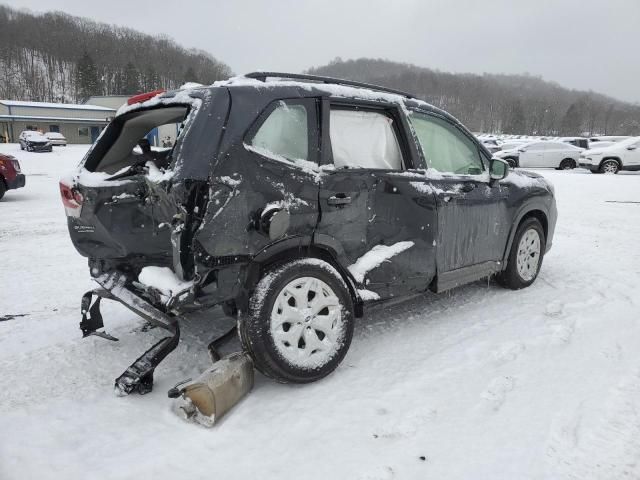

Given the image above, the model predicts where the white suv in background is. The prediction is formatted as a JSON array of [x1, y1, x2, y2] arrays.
[[495, 141, 582, 169], [579, 137, 640, 174], [44, 132, 68, 146]]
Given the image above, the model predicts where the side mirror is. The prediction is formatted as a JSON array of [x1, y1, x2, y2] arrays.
[[490, 158, 509, 181]]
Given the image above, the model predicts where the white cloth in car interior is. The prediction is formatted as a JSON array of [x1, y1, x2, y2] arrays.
[[330, 109, 402, 169]]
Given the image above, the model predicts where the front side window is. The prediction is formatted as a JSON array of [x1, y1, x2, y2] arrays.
[[251, 101, 308, 161], [329, 108, 403, 170], [408, 112, 484, 175]]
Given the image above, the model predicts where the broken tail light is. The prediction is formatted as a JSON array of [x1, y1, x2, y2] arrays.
[[59, 180, 83, 218], [127, 89, 166, 105]]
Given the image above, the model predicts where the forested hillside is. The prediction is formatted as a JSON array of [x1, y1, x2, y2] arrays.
[[307, 58, 640, 136], [0, 5, 232, 103]]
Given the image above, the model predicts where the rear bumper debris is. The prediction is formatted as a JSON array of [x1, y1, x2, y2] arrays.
[[80, 271, 181, 395], [170, 352, 254, 427]]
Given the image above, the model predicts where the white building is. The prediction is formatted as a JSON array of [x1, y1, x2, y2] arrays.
[[0, 100, 114, 144], [0, 94, 180, 146]]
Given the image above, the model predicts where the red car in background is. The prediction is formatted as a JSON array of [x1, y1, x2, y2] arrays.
[[0, 154, 25, 199]]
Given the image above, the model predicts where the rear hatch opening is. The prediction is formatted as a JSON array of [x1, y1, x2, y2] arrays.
[[61, 105, 195, 305]]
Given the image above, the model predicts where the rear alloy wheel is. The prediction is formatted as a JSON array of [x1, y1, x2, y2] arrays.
[[600, 159, 620, 174], [505, 157, 517, 169], [559, 158, 576, 170], [239, 258, 354, 383], [496, 217, 546, 290]]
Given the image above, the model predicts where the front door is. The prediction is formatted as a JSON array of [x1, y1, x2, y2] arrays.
[[406, 110, 511, 281], [315, 100, 437, 299]]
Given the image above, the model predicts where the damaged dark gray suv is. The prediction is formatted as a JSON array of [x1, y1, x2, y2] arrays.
[[60, 72, 557, 394]]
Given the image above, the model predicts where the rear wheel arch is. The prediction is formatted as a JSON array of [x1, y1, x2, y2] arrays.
[[239, 241, 363, 318], [504, 157, 518, 168]]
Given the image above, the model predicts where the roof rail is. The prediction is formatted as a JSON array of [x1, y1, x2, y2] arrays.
[[244, 72, 415, 99]]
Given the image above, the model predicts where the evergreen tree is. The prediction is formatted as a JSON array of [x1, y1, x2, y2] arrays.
[[76, 51, 100, 101], [144, 67, 160, 91], [123, 62, 141, 94], [503, 99, 526, 134], [560, 101, 585, 136], [184, 66, 199, 84]]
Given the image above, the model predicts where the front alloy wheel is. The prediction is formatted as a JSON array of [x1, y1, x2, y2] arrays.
[[496, 217, 546, 290], [601, 160, 619, 174], [516, 229, 541, 282]]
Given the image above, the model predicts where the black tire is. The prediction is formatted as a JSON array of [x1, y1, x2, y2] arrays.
[[0, 179, 6, 200], [496, 217, 546, 290], [600, 159, 620, 174], [558, 158, 576, 170], [505, 157, 518, 168], [239, 258, 354, 383]]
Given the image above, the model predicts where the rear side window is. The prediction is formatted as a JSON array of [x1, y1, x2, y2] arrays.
[[250, 101, 309, 161], [329, 108, 403, 170], [408, 112, 484, 175]]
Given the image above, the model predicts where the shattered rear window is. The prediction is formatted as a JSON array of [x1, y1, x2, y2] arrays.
[[86, 106, 189, 175]]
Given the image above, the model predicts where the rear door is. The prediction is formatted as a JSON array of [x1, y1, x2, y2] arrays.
[[315, 99, 437, 299], [543, 142, 569, 167], [519, 142, 545, 167]]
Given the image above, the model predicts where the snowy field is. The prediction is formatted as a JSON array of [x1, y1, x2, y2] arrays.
[[1, 143, 639, 480]]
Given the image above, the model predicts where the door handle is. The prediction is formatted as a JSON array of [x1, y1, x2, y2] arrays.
[[327, 194, 352, 206], [461, 183, 476, 193]]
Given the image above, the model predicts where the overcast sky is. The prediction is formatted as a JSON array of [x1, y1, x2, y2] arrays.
[[6, 0, 640, 103]]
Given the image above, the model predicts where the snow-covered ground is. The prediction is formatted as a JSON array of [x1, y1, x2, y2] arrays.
[[1, 143, 639, 480]]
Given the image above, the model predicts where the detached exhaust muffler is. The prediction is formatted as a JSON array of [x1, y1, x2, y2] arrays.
[[169, 352, 254, 427]]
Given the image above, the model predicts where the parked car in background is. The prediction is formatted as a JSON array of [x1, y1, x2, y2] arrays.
[[60, 73, 557, 393], [0, 153, 25, 199], [498, 140, 529, 152], [495, 141, 582, 169], [560, 137, 589, 149], [590, 135, 630, 144], [18, 131, 53, 152], [585, 141, 614, 150], [480, 138, 502, 154], [579, 137, 640, 174], [45, 132, 68, 146]]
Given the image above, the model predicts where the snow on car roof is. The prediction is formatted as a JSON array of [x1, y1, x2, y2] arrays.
[[45, 132, 66, 138], [0, 100, 115, 112]]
